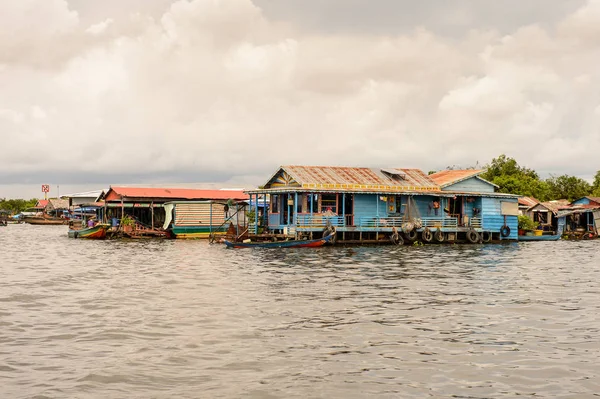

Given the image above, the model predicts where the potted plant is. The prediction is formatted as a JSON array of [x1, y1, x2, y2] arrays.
[[518, 215, 537, 236], [121, 215, 135, 233]]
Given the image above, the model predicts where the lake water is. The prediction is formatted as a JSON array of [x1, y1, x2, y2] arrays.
[[1, 224, 599, 398]]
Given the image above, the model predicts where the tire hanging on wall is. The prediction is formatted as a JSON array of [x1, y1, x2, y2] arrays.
[[390, 232, 404, 245], [421, 227, 433, 242], [500, 225, 511, 238], [482, 231, 492, 243], [466, 229, 479, 243], [404, 229, 418, 241], [434, 228, 444, 242]]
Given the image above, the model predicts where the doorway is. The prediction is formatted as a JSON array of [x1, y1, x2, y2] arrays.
[[344, 194, 354, 226], [447, 196, 464, 225]]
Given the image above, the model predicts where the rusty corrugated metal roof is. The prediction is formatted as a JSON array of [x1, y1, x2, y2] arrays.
[[278, 165, 439, 191], [518, 196, 539, 207], [105, 187, 248, 201], [428, 169, 485, 188]]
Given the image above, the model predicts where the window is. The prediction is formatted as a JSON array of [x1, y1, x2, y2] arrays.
[[296, 194, 304, 214], [395, 196, 405, 215], [307, 194, 319, 213], [321, 194, 337, 214], [271, 194, 279, 213]]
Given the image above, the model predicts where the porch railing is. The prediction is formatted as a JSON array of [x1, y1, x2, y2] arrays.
[[265, 215, 483, 231], [296, 215, 344, 228]]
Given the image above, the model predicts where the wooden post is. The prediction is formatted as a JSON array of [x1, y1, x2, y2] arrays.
[[151, 201, 154, 229]]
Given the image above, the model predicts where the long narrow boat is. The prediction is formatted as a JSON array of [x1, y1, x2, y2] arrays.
[[224, 233, 335, 249], [23, 215, 68, 225], [68, 223, 109, 239], [518, 226, 563, 242]]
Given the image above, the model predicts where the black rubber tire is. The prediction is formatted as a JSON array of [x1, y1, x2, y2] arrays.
[[434, 228, 444, 242], [500, 225, 511, 238], [466, 229, 479, 243], [482, 231, 492, 243], [390, 232, 399, 244], [421, 228, 433, 242], [404, 229, 417, 241]]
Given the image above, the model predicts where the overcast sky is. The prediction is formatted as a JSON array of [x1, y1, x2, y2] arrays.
[[1, 0, 599, 198]]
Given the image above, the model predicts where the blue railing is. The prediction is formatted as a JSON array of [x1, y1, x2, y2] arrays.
[[263, 215, 483, 232]]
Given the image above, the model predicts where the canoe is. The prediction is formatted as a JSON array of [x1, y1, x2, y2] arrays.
[[224, 232, 335, 249], [68, 223, 109, 239]]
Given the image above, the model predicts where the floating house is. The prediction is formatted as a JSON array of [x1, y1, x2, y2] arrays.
[[101, 186, 248, 238], [63, 190, 105, 208], [525, 200, 569, 233], [246, 166, 519, 244], [518, 196, 539, 218], [556, 196, 600, 239]]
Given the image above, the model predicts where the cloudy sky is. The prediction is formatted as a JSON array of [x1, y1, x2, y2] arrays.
[[1, 0, 599, 198]]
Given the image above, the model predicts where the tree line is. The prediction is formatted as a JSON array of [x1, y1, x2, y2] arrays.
[[479, 154, 599, 202], [0, 198, 39, 214]]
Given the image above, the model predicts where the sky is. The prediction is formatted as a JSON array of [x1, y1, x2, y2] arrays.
[[1, 0, 599, 199]]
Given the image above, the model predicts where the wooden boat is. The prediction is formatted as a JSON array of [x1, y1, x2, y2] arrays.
[[224, 233, 335, 249], [68, 223, 109, 239], [518, 226, 563, 242], [23, 215, 68, 225]]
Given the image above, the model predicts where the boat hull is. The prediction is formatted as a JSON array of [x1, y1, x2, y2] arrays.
[[170, 226, 228, 239], [68, 224, 108, 239], [224, 233, 334, 249], [24, 216, 68, 225], [518, 234, 561, 241]]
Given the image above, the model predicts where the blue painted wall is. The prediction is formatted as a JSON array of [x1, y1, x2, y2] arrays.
[[481, 197, 518, 240], [442, 177, 495, 193], [354, 194, 385, 221], [571, 197, 590, 205]]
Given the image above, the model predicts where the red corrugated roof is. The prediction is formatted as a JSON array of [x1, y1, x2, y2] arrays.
[[429, 170, 483, 188], [35, 199, 49, 209], [518, 196, 539, 207], [105, 187, 248, 201]]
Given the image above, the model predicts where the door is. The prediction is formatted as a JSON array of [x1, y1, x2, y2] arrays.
[[344, 194, 354, 226], [447, 196, 464, 225]]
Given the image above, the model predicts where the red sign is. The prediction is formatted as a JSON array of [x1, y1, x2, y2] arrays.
[[41, 185, 50, 193]]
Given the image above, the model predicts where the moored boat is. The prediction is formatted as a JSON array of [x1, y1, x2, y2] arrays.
[[68, 223, 109, 239], [23, 215, 68, 225], [518, 226, 563, 241], [224, 232, 335, 249]]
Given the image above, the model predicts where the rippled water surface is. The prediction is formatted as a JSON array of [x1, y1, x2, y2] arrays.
[[1, 224, 600, 398]]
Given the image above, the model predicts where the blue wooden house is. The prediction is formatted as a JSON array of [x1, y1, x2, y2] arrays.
[[246, 166, 519, 244], [555, 196, 600, 239]]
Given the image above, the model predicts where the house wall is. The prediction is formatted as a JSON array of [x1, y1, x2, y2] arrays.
[[354, 194, 386, 222], [442, 177, 495, 193], [481, 197, 518, 240]]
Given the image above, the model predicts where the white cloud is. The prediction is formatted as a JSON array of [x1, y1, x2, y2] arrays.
[[1, 0, 600, 196], [86, 18, 114, 36]]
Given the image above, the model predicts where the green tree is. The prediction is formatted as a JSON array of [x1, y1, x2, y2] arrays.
[[545, 175, 592, 202], [481, 154, 548, 200], [592, 171, 600, 196], [492, 175, 550, 200], [0, 198, 38, 214], [481, 154, 539, 181]]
